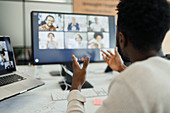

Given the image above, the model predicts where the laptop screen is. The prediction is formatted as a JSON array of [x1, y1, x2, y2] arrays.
[[0, 37, 16, 75]]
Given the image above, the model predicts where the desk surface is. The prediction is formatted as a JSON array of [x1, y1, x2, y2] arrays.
[[0, 63, 117, 113]]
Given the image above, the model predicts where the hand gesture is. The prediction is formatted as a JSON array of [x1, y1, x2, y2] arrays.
[[71, 55, 90, 91], [101, 48, 126, 72]]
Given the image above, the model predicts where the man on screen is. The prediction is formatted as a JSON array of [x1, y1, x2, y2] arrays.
[[88, 17, 104, 32], [66, 0, 170, 113], [39, 15, 56, 31]]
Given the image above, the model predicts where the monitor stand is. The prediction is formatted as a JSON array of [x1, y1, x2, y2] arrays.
[[59, 63, 93, 90], [105, 65, 113, 73]]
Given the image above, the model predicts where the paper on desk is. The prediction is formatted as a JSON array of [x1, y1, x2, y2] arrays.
[[0, 91, 67, 113]]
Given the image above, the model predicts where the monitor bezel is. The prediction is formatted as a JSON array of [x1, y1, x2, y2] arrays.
[[31, 11, 116, 65]]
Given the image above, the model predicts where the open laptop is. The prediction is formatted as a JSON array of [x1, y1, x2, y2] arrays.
[[0, 36, 44, 101]]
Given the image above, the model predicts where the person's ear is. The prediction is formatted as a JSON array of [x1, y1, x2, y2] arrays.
[[119, 32, 127, 49]]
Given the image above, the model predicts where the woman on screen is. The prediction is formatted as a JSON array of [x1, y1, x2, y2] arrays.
[[39, 15, 56, 31], [91, 32, 105, 48], [74, 34, 87, 49], [67, 17, 80, 31], [46, 33, 57, 49], [0, 48, 7, 62]]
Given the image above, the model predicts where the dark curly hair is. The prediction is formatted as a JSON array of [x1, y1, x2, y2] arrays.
[[117, 0, 170, 51], [94, 32, 103, 39]]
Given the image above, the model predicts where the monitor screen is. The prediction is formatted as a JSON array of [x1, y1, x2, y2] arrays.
[[31, 11, 116, 64]]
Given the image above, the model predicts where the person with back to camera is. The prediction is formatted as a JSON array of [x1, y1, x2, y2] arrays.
[[66, 0, 170, 113], [46, 33, 57, 49], [39, 15, 56, 31], [67, 17, 80, 31], [91, 32, 104, 48]]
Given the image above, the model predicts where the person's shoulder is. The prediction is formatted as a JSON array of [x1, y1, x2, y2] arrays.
[[119, 56, 170, 82]]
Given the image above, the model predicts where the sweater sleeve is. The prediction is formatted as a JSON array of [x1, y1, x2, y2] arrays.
[[66, 90, 86, 113]]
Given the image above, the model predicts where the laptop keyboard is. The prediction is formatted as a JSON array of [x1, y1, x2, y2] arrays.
[[0, 74, 26, 87]]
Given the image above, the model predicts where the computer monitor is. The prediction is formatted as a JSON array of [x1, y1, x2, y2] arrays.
[[31, 11, 116, 90], [31, 11, 116, 64]]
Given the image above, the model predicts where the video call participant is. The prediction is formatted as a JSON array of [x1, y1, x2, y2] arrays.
[[46, 33, 57, 49], [0, 48, 7, 71], [91, 32, 104, 48], [67, 17, 80, 31], [74, 34, 87, 49], [67, 0, 170, 113], [39, 15, 56, 31], [88, 17, 103, 32], [6, 62, 13, 70], [0, 49, 7, 62]]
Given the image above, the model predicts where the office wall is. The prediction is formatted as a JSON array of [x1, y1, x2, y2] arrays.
[[0, 1, 24, 46]]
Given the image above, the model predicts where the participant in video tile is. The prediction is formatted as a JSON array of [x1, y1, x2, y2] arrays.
[[0, 48, 7, 62], [0, 48, 7, 71], [67, 17, 80, 31], [39, 15, 56, 31], [88, 32, 105, 48], [88, 17, 104, 32], [5, 61, 14, 70], [75, 34, 87, 49], [46, 33, 57, 49], [65, 33, 87, 49]]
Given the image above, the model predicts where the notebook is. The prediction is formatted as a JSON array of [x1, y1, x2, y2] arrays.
[[0, 36, 44, 101]]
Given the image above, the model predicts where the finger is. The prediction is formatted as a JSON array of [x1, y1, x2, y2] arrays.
[[102, 54, 109, 64], [72, 55, 80, 68], [115, 47, 119, 56], [107, 50, 114, 56], [82, 57, 90, 70], [101, 50, 111, 58]]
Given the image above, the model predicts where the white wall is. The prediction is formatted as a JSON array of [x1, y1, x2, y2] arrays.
[[0, 1, 24, 46]]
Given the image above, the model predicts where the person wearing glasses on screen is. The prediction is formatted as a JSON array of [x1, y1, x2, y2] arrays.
[[66, 0, 170, 113], [67, 17, 80, 31], [39, 15, 56, 31], [46, 33, 57, 49]]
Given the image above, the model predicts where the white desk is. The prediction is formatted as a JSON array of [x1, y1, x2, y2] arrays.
[[0, 63, 118, 113]]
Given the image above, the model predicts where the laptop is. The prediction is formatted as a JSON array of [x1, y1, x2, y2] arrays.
[[0, 36, 44, 101]]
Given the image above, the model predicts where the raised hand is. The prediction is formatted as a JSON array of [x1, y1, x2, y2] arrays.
[[101, 47, 126, 72], [71, 55, 90, 91]]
